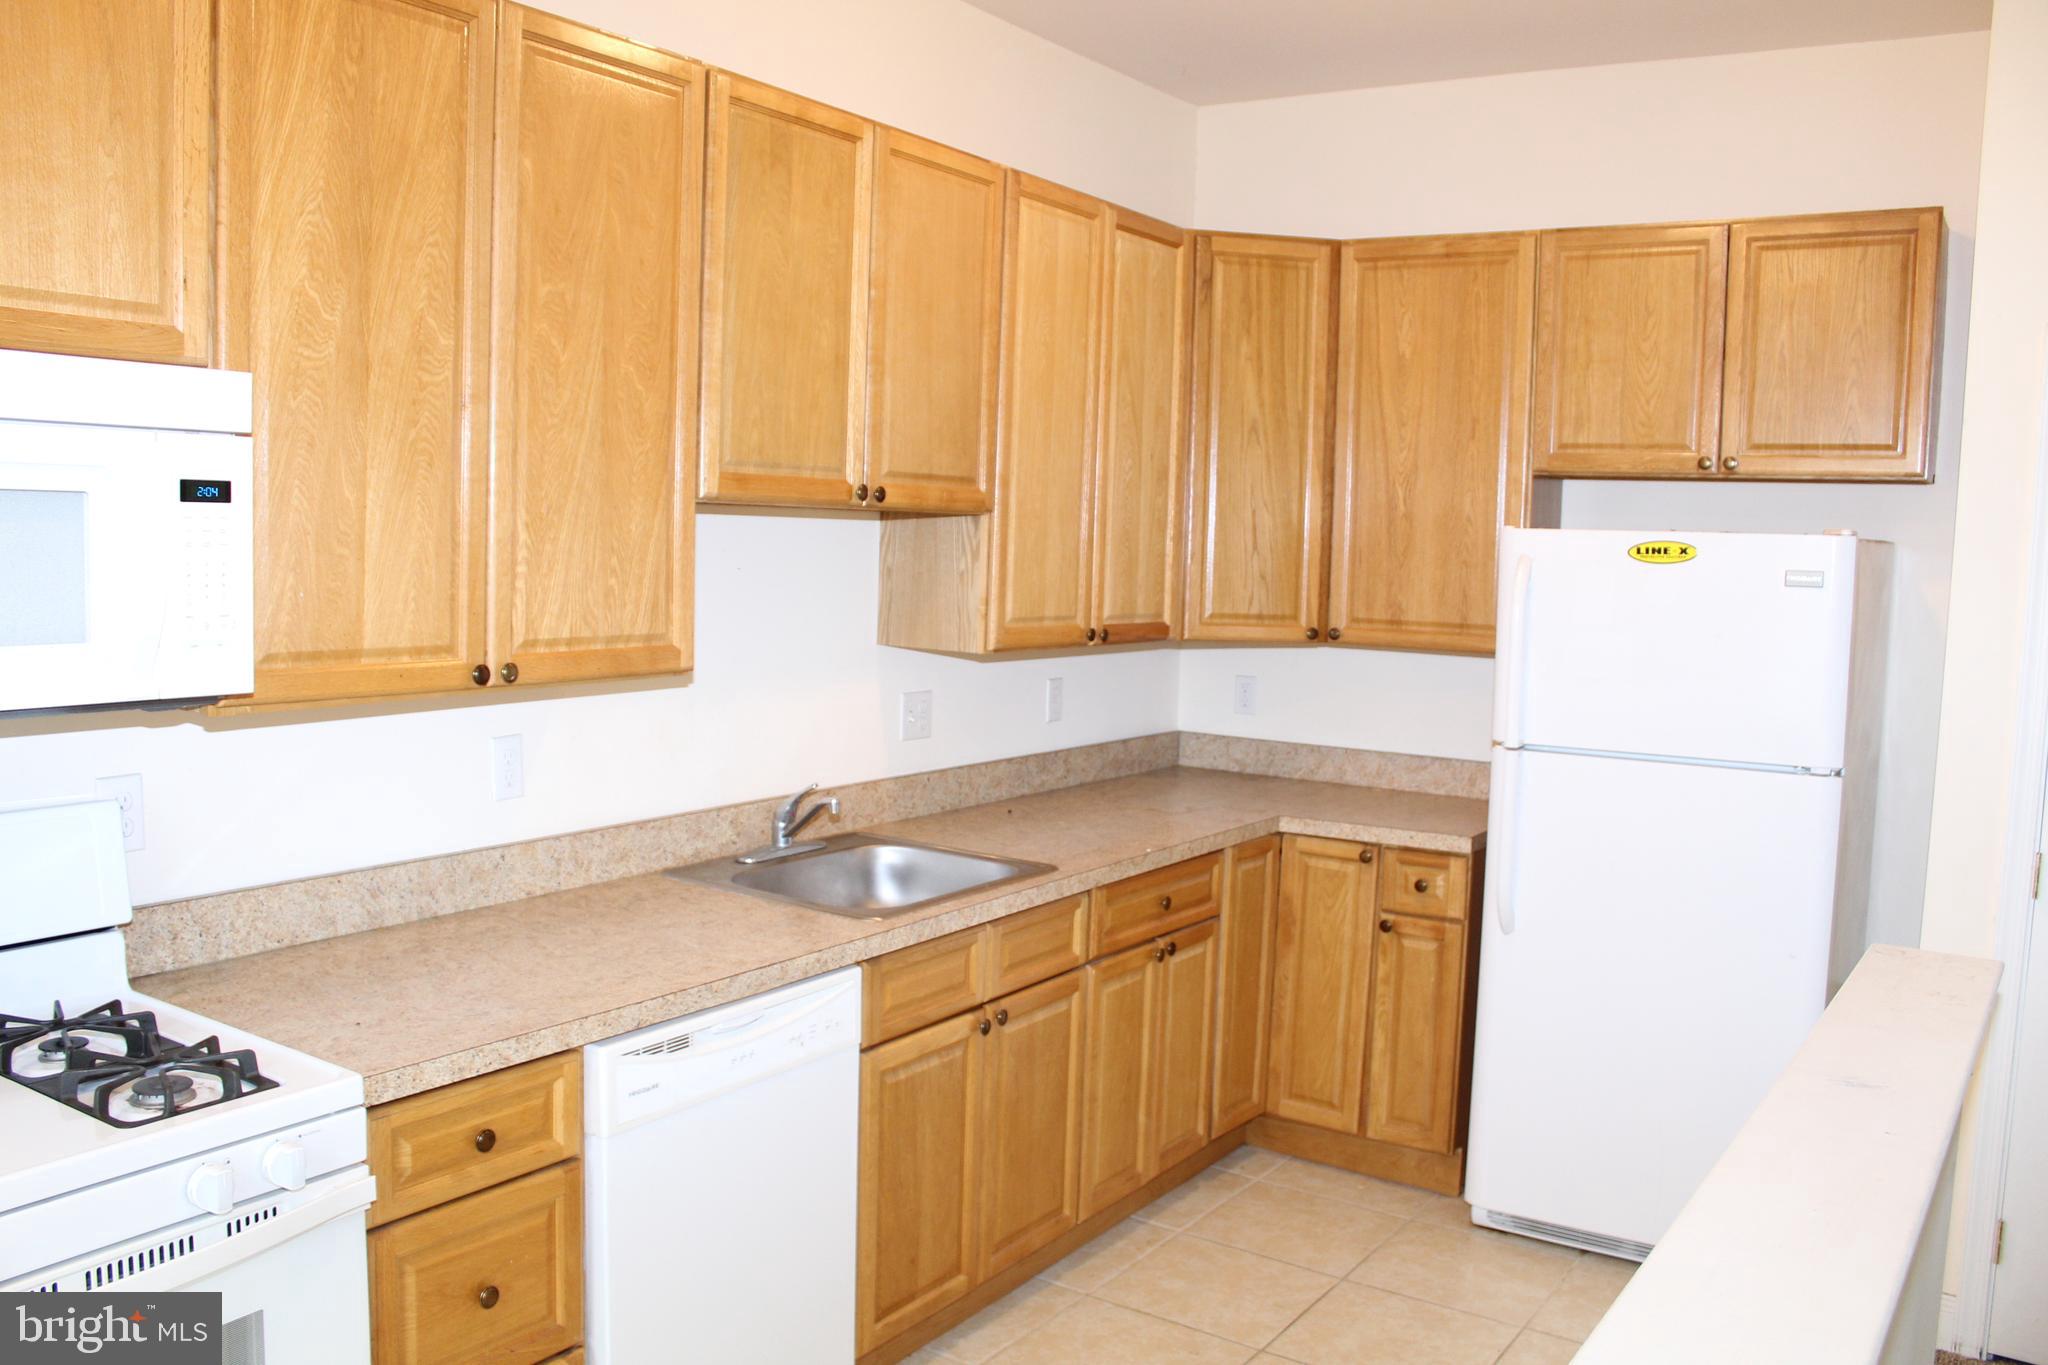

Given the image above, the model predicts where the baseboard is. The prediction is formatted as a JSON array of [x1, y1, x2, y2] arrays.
[[1246, 1115, 1464, 1195], [856, 1128, 1249, 1365]]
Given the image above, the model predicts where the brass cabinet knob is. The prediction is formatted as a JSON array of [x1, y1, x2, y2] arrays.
[[1723, 456, 1740, 472], [1379, 919, 1392, 933], [1415, 878, 1430, 893], [1158, 895, 1172, 911], [500, 661, 519, 684], [978, 1016, 991, 1035], [471, 664, 490, 687], [1327, 628, 1341, 641], [1086, 627, 1097, 642], [1165, 940, 1177, 957], [1305, 627, 1320, 640], [873, 485, 886, 503], [855, 483, 868, 502], [478, 1286, 501, 1310], [1359, 848, 1375, 864], [474, 1128, 496, 1153], [994, 1008, 1009, 1026], [1697, 456, 1713, 471]]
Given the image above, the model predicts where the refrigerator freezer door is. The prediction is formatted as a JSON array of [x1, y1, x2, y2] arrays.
[[1465, 747, 1841, 1249], [1494, 528, 1858, 770]]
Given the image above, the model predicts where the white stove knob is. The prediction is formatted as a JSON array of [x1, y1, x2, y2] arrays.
[[262, 1138, 307, 1191], [187, 1160, 235, 1216]]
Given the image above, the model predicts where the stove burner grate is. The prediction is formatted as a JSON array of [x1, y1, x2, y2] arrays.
[[1, 1000, 279, 1128]]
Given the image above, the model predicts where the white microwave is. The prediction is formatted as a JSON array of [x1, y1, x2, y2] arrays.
[[0, 349, 254, 713]]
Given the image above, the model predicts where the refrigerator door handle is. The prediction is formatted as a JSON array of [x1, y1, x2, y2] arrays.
[[1494, 554, 1533, 748], [1490, 748, 1519, 936]]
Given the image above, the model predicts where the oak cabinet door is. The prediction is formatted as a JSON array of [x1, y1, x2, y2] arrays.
[[1078, 940, 1159, 1218], [1091, 209, 1191, 644], [1531, 224, 1727, 477], [0, 0, 213, 363], [1330, 234, 1536, 655], [1267, 836, 1377, 1133], [866, 128, 1002, 513], [489, 8, 701, 686], [219, 0, 494, 705], [979, 972, 1085, 1278], [1721, 208, 1941, 481], [1186, 235, 1337, 642], [701, 74, 873, 506], [1152, 919, 1218, 1171], [990, 174, 1109, 650], [1363, 913, 1467, 1154], [1212, 837, 1279, 1133], [858, 1012, 983, 1355]]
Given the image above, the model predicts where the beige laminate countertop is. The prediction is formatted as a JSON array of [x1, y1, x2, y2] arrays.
[[137, 768, 1487, 1105]]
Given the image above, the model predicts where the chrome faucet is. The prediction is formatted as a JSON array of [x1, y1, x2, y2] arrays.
[[735, 784, 840, 864]]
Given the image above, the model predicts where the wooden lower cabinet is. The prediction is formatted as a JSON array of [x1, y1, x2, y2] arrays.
[[368, 1161, 583, 1365], [858, 1011, 984, 1354], [1364, 913, 1468, 1153], [1213, 836, 1280, 1132], [1267, 837, 1379, 1132], [978, 973, 1086, 1278]]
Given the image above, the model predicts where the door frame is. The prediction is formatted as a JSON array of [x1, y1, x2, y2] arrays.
[[1952, 377, 2048, 1357]]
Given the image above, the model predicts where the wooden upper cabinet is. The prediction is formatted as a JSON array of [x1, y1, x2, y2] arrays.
[[1268, 835, 1377, 1134], [1532, 223, 1727, 477], [1363, 912, 1467, 1154], [701, 74, 873, 506], [1091, 209, 1191, 644], [988, 174, 1110, 650], [1329, 233, 1536, 656], [866, 129, 1003, 513], [1186, 235, 1337, 642], [489, 8, 701, 687], [1721, 208, 1942, 481], [0, 0, 213, 363], [218, 0, 494, 706]]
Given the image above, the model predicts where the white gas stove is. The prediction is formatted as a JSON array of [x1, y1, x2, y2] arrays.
[[0, 800, 372, 1362]]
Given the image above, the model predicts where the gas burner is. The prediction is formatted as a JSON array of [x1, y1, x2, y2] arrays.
[[2, 1001, 279, 1127]]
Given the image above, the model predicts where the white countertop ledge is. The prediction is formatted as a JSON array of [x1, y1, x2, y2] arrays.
[[1576, 944, 2001, 1365]]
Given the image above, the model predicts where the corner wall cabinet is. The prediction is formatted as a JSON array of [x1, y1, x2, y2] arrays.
[[221, 0, 700, 707]]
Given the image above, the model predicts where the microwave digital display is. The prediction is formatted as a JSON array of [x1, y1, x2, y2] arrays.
[[178, 479, 232, 504]]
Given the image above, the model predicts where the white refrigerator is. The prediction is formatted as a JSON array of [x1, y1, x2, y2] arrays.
[[1463, 528, 1890, 1259]]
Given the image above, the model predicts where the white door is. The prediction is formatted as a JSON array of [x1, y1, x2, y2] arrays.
[[1496, 528, 1858, 768], [1465, 746, 1842, 1249], [1988, 797, 2048, 1361]]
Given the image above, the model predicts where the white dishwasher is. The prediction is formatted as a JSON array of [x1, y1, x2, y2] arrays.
[[584, 967, 861, 1364]]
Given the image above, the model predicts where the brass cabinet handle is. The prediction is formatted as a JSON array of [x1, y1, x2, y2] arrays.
[[1379, 919, 1393, 933], [1158, 895, 1172, 911], [471, 664, 490, 687], [1359, 848, 1375, 864], [1165, 940, 1178, 957], [994, 1008, 1009, 1026], [978, 1016, 991, 1035], [1414, 878, 1430, 893], [478, 1285, 500, 1310], [474, 1128, 496, 1153], [500, 661, 519, 684], [1327, 628, 1341, 641], [1697, 456, 1713, 471], [1305, 627, 1320, 640], [855, 483, 868, 502], [1723, 456, 1741, 472]]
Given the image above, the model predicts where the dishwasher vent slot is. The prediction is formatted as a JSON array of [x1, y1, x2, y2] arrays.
[[626, 1031, 693, 1057]]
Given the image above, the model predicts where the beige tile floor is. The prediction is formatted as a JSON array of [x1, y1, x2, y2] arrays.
[[906, 1147, 1635, 1364]]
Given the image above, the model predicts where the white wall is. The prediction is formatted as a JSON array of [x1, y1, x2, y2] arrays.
[[0, 0, 1197, 906], [1181, 32, 1990, 952]]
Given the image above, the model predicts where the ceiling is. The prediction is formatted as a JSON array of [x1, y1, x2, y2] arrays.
[[957, 0, 1991, 105]]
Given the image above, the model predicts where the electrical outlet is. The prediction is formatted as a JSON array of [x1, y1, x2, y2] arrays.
[[94, 774, 146, 851], [491, 735, 525, 801], [901, 690, 933, 741], [1233, 675, 1257, 716], [1045, 677, 1064, 723]]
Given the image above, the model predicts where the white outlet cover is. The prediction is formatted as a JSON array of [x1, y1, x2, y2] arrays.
[[1045, 677, 1064, 723], [901, 690, 933, 741], [1233, 675, 1258, 716], [492, 735, 525, 801], [94, 774, 145, 852]]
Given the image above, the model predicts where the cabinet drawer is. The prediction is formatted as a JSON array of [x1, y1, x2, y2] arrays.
[[368, 1053, 580, 1227], [1379, 848, 1469, 921], [986, 895, 1089, 996], [1091, 853, 1224, 957], [369, 1161, 583, 1365], [864, 928, 988, 1046]]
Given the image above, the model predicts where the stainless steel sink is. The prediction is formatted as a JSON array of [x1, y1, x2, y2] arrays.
[[667, 834, 1055, 919]]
